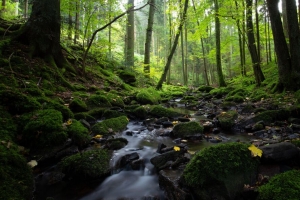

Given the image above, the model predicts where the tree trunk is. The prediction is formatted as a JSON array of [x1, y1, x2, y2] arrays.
[[266, 0, 292, 90], [15, 0, 72, 72], [282, 0, 289, 40], [144, 0, 155, 78], [74, 0, 80, 44], [286, 0, 300, 74], [1, 0, 6, 16], [255, 0, 260, 62], [246, 0, 264, 86], [24, 0, 28, 18], [125, 0, 135, 68], [156, 0, 189, 90], [214, 0, 226, 87], [68, 1, 73, 40], [234, 0, 246, 76]]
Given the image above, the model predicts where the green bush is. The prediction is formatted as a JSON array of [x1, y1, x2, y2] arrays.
[[258, 170, 300, 200], [22, 109, 67, 149], [60, 149, 110, 180]]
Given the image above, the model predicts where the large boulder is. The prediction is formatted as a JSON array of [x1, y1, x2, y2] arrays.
[[91, 116, 129, 136], [172, 121, 203, 138], [260, 142, 300, 163]]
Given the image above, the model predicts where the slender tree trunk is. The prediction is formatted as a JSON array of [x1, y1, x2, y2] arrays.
[[282, 0, 288, 40], [15, 0, 19, 16], [1, 0, 6, 16], [74, 0, 80, 44], [156, 0, 189, 90], [214, 0, 226, 87], [246, 0, 264, 86], [180, 25, 185, 85], [24, 0, 28, 18], [125, 0, 135, 68], [144, 0, 155, 78], [68, 1, 73, 40], [166, 0, 172, 84], [108, 1, 112, 59], [184, 23, 188, 85], [265, 13, 269, 64], [255, 0, 260, 62], [235, 0, 246, 76]]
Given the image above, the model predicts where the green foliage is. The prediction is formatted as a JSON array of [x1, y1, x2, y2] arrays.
[[160, 84, 188, 99], [67, 119, 91, 147], [0, 142, 33, 200], [149, 105, 183, 118], [0, 89, 41, 115], [22, 109, 67, 149], [91, 116, 129, 136], [250, 89, 269, 102], [183, 143, 259, 189], [60, 149, 110, 180], [86, 94, 112, 109], [172, 121, 203, 138], [218, 110, 238, 130], [136, 87, 161, 105], [258, 170, 300, 200]]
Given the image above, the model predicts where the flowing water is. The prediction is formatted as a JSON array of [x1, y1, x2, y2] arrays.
[[34, 107, 254, 200]]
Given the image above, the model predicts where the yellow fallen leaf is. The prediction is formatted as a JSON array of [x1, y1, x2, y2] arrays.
[[93, 135, 102, 139], [248, 144, 263, 157], [174, 146, 180, 151], [66, 119, 72, 125]]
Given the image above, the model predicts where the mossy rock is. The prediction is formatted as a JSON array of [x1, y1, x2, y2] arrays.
[[66, 119, 91, 147], [87, 108, 106, 119], [209, 87, 232, 98], [41, 99, 74, 120], [102, 109, 126, 119], [22, 109, 67, 149], [23, 87, 44, 96], [132, 106, 148, 119], [218, 110, 238, 130], [198, 85, 214, 92], [105, 138, 128, 150], [91, 116, 129, 136], [74, 112, 96, 122], [183, 142, 260, 199], [149, 105, 183, 118], [86, 94, 112, 109], [0, 89, 41, 115], [250, 89, 269, 102], [172, 121, 203, 138], [118, 70, 136, 85], [225, 94, 244, 103], [181, 95, 197, 101], [258, 170, 300, 200], [106, 92, 125, 107], [60, 149, 110, 180], [0, 142, 33, 200], [69, 98, 88, 113], [253, 109, 290, 124], [136, 88, 161, 105]]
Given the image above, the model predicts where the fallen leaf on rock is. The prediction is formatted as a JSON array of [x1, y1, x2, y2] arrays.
[[248, 144, 262, 157]]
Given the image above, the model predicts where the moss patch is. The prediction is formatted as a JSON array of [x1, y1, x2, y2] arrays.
[[69, 98, 88, 113], [22, 109, 67, 149], [86, 94, 112, 109], [218, 110, 238, 130], [136, 87, 161, 105], [60, 149, 110, 180], [66, 119, 91, 147], [172, 121, 203, 138], [0, 142, 33, 200], [258, 170, 300, 200], [91, 116, 129, 136], [149, 105, 183, 118]]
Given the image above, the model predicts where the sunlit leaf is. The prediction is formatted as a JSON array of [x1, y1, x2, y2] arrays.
[[248, 144, 262, 157], [174, 146, 180, 151], [66, 119, 72, 125], [93, 135, 102, 139]]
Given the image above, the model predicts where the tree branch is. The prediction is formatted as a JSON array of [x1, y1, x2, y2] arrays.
[[82, 2, 150, 74]]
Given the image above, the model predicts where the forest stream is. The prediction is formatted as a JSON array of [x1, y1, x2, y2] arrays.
[[33, 97, 264, 200]]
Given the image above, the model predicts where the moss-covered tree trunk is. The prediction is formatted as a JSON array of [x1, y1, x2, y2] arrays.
[[14, 0, 73, 72]]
